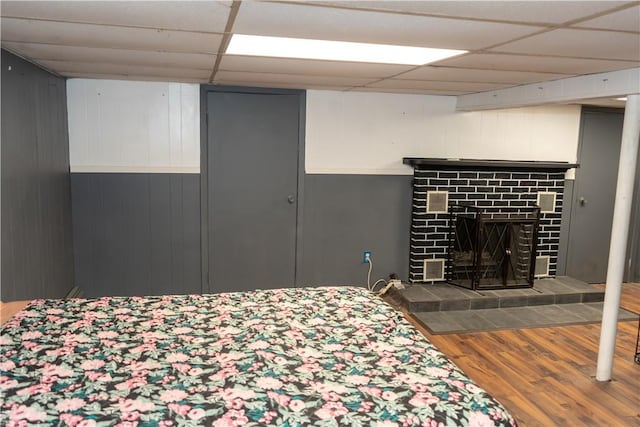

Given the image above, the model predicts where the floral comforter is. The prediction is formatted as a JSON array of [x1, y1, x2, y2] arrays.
[[0, 287, 516, 426]]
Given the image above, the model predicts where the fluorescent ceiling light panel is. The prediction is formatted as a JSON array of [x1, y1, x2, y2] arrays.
[[226, 34, 467, 65], [616, 97, 627, 101]]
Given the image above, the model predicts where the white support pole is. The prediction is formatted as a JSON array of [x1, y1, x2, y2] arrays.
[[596, 94, 640, 381]]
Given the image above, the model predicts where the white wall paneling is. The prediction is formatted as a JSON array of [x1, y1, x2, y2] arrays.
[[68, 82, 582, 175], [305, 90, 581, 175], [67, 79, 200, 173]]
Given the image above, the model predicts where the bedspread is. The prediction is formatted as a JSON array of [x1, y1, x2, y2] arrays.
[[0, 287, 516, 426]]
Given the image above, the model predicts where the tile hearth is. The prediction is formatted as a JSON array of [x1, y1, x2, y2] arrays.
[[397, 276, 602, 312], [393, 276, 638, 334]]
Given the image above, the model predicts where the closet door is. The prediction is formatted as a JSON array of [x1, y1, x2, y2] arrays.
[[566, 108, 625, 283], [206, 88, 302, 293]]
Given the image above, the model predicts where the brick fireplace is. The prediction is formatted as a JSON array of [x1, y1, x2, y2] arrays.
[[404, 158, 578, 284]]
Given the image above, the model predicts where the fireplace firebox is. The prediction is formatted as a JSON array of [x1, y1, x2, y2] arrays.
[[448, 204, 541, 290]]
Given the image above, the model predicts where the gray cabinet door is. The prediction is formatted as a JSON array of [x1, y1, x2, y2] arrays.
[[206, 90, 301, 293], [566, 109, 624, 283]]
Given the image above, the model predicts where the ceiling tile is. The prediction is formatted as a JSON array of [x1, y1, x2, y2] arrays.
[[396, 66, 569, 84], [0, 0, 635, 102], [491, 29, 640, 61], [366, 79, 512, 93], [2, 42, 216, 69], [0, 1, 231, 33], [219, 55, 412, 78], [573, 5, 640, 32], [215, 70, 376, 87], [305, 1, 627, 25], [1, 18, 222, 54], [233, 2, 543, 50], [37, 60, 211, 80], [438, 53, 640, 74]]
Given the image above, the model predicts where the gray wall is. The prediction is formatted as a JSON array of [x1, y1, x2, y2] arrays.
[[71, 172, 410, 296], [1, 50, 74, 301], [70, 173, 201, 297], [70, 86, 412, 297], [69, 91, 640, 295], [299, 174, 412, 285]]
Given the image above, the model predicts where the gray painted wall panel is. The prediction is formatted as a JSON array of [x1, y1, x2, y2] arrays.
[[1, 50, 73, 301], [299, 174, 412, 285], [71, 172, 409, 294], [180, 176, 203, 291], [71, 173, 201, 297]]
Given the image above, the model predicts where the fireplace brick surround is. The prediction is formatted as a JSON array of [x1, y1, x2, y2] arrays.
[[404, 158, 578, 284]]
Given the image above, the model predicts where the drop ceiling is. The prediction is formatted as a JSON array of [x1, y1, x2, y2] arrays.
[[1, 0, 638, 105]]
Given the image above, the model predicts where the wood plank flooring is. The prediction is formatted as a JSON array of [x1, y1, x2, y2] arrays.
[[0, 300, 30, 326], [406, 283, 640, 427]]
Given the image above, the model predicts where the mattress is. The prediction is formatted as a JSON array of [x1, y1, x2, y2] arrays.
[[0, 286, 516, 426]]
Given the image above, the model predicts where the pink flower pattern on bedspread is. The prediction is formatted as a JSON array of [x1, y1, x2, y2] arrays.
[[0, 287, 517, 426]]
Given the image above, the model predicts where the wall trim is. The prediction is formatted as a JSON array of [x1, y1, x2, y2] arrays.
[[71, 166, 200, 173], [306, 167, 414, 175]]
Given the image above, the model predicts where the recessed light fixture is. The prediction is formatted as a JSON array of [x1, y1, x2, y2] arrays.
[[616, 97, 627, 101], [226, 34, 467, 65]]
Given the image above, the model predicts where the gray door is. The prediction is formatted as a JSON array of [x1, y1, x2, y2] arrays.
[[566, 109, 624, 283], [207, 90, 301, 293]]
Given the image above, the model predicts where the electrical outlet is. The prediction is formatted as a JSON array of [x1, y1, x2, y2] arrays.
[[363, 251, 372, 263]]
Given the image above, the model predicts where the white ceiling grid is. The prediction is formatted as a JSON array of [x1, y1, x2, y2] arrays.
[[1, 0, 638, 104]]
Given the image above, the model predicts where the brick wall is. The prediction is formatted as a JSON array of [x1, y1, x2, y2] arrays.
[[409, 168, 565, 283]]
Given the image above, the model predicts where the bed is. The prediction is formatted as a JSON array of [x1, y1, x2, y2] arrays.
[[0, 286, 516, 426]]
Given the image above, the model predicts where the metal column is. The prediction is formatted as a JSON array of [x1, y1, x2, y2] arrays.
[[596, 94, 640, 381]]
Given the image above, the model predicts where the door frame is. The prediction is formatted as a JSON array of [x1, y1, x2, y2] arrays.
[[199, 85, 306, 293]]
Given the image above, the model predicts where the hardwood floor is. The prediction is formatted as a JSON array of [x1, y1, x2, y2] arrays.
[[407, 283, 640, 427], [0, 300, 30, 326]]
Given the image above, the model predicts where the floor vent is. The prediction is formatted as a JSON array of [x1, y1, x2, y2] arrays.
[[535, 256, 550, 277], [424, 259, 445, 281], [537, 192, 557, 213], [426, 191, 448, 213]]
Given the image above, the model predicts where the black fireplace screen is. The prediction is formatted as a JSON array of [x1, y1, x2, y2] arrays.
[[448, 204, 541, 290]]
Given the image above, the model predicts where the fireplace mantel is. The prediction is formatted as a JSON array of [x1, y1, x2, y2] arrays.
[[403, 158, 579, 171]]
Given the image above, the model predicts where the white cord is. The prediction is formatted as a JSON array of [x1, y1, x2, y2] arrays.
[[376, 281, 395, 296], [366, 256, 390, 292], [367, 256, 374, 290], [372, 279, 387, 292]]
